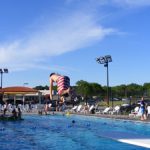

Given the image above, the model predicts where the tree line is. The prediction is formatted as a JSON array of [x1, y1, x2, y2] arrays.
[[34, 81, 150, 100]]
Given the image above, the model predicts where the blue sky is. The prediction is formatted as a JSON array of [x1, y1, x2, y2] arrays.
[[0, 0, 150, 88]]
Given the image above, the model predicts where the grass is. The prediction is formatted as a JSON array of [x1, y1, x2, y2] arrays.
[[97, 101, 124, 107]]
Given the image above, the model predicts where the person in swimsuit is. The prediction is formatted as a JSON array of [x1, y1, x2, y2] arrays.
[[49, 73, 70, 100], [140, 97, 147, 120]]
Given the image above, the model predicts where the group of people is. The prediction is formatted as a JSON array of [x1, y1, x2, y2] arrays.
[[1, 72, 71, 118], [44, 97, 66, 115], [1, 72, 149, 122], [0, 103, 22, 120], [49, 73, 150, 121]]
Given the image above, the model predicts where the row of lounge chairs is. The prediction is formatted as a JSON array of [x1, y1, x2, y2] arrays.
[[69, 105, 120, 115], [129, 106, 150, 118], [70, 104, 95, 114], [68, 104, 150, 118], [0, 103, 38, 113], [100, 106, 120, 115]]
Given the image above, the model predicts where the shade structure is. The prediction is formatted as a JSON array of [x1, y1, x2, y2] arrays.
[[0, 86, 38, 94], [0, 86, 42, 105]]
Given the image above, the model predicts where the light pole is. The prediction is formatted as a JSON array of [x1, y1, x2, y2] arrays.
[[96, 55, 112, 106], [0, 68, 8, 89], [0, 68, 8, 102]]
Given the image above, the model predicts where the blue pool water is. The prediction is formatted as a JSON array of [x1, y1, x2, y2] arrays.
[[0, 114, 150, 150]]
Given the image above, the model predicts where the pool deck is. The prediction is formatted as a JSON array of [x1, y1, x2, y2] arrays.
[[119, 138, 150, 148], [100, 130, 150, 148], [69, 111, 150, 122]]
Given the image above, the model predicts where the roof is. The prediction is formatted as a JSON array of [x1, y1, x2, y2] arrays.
[[0, 86, 39, 94]]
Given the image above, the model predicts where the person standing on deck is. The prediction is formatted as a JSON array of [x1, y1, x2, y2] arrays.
[[140, 97, 147, 120]]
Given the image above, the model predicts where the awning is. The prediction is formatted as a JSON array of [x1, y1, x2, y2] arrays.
[[0, 86, 39, 94]]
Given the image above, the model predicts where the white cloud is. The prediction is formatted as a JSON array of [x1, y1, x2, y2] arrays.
[[0, 12, 115, 72], [112, 0, 150, 7], [65, 0, 150, 7], [3, 0, 147, 73]]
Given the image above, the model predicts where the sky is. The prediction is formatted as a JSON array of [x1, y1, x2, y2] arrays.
[[0, 0, 150, 88]]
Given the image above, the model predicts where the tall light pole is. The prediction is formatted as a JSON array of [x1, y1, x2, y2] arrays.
[[0, 68, 8, 89], [96, 55, 112, 106], [0, 68, 8, 102]]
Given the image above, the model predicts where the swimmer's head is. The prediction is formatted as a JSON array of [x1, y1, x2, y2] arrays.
[[72, 120, 75, 124]]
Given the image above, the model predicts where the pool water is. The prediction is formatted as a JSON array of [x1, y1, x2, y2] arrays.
[[0, 114, 150, 150]]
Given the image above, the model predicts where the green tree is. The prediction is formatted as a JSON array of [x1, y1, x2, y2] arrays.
[[76, 80, 92, 97], [111, 84, 127, 98], [143, 83, 150, 97], [126, 83, 142, 97], [34, 85, 45, 90], [90, 83, 104, 96]]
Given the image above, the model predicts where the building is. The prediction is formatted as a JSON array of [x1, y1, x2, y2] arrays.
[[0, 86, 41, 105]]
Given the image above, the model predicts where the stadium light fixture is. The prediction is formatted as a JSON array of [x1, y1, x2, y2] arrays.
[[96, 55, 112, 106], [0, 68, 9, 89]]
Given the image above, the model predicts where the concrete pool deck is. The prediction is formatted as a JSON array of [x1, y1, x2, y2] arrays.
[[100, 130, 150, 148], [68, 111, 150, 122]]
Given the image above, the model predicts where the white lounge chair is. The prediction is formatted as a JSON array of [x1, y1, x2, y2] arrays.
[[129, 106, 140, 117], [110, 105, 120, 115], [89, 105, 94, 112], [76, 105, 82, 112], [147, 106, 150, 117], [102, 107, 111, 114], [0, 104, 2, 112], [70, 106, 78, 112], [132, 106, 139, 114]]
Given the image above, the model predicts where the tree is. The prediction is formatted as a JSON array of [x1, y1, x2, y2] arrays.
[[143, 83, 150, 97], [34, 85, 56, 91], [111, 84, 127, 98], [126, 83, 142, 97], [34, 85, 45, 90], [76, 80, 92, 98], [90, 83, 103, 96]]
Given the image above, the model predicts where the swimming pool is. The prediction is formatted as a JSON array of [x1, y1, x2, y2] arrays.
[[0, 114, 150, 150]]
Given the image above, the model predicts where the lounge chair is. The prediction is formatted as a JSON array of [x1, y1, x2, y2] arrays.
[[88, 105, 95, 114], [132, 106, 139, 114], [110, 105, 120, 115], [95, 105, 102, 114], [70, 106, 78, 112], [76, 105, 82, 113], [0, 104, 3, 112], [102, 107, 111, 114], [89, 105, 94, 111], [129, 106, 140, 117], [147, 106, 150, 117]]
